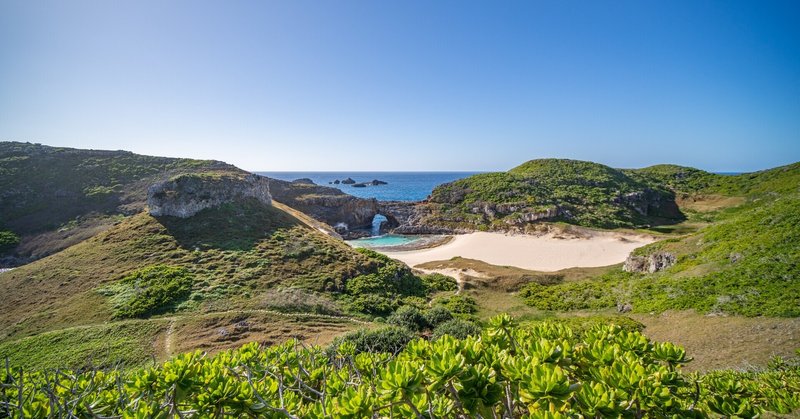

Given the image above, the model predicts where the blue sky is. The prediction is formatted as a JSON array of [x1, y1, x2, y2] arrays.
[[1, 1, 798, 172]]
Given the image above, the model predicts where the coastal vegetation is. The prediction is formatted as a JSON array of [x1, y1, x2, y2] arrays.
[[425, 159, 682, 230], [0, 229, 19, 254], [340, 249, 456, 316], [2, 316, 798, 417], [0, 141, 242, 264], [519, 166, 800, 317], [1, 143, 798, 416]]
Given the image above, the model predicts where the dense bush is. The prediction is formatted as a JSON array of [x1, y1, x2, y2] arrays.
[[342, 249, 443, 316], [386, 306, 429, 332], [436, 294, 478, 315], [106, 265, 194, 318], [423, 306, 454, 328], [3, 315, 798, 417], [432, 318, 481, 340], [0, 229, 19, 254], [520, 280, 617, 311], [329, 326, 415, 355], [420, 272, 458, 292]]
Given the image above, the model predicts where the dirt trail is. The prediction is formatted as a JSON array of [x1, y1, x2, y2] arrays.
[[163, 318, 176, 358]]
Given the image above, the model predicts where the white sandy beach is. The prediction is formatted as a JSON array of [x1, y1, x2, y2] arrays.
[[381, 231, 656, 271]]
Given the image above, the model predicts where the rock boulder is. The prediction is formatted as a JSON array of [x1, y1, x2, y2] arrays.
[[623, 251, 676, 273], [148, 173, 271, 218]]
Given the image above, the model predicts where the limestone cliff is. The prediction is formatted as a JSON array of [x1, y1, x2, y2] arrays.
[[623, 252, 676, 273], [148, 173, 271, 218], [266, 177, 378, 235]]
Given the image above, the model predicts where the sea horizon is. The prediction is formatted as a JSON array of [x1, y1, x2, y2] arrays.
[[257, 171, 481, 201]]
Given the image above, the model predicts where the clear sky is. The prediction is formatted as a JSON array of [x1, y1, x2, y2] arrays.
[[1, 1, 798, 172]]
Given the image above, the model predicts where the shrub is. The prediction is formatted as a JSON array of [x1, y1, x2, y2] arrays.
[[432, 318, 481, 340], [386, 306, 428, 332], [330, 326, 415, 354], [423, 306, 454, 327], [261, 288, 340, 315], [342, 248, 431, 316], [0, 230, 19, 254], [3, 318, 800, 417], [520, 281, 616, 311], [421, 272, 458, 291], [110, 265, 194, 318], [345, 294, 396, 316], [437, 294, 478, 314]]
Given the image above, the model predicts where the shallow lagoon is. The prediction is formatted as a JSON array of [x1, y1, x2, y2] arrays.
[[347, 234, 423, 248]]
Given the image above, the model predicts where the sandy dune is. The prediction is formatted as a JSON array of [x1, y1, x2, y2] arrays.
[[381, 231, 655, 271]]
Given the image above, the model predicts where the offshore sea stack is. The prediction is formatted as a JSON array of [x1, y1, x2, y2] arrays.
[[148, 173, 271, 218]]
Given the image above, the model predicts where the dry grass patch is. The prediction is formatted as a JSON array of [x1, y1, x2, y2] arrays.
[[676, 194, 746, 212], [166, 311, 365, 357], [630, 310, 800, 372], [415, 257, 615, 291]]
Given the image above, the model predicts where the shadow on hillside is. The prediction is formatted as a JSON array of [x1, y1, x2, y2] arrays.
[[637, 194, 687, 229], [156, 200, 302, 251]]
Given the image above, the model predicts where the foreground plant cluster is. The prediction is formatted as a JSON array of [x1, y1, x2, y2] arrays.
[[2, 316, 798, 418]]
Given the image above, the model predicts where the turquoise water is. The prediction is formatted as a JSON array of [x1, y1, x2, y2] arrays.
[[347, 234, 421, 248]]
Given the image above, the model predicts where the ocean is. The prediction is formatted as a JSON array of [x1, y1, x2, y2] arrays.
[[256, 172, 479, 202]]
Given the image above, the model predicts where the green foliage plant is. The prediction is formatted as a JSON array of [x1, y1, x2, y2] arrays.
[[3, 316, 798, 417], [105, 265, 194, 318], [0, 230, 19, 254]]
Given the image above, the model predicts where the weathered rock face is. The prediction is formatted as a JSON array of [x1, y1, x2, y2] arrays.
[[292, 178, 315, 185], [266, 177, 378, 231], [378, 201, 465, 234], [148, 173, 271, 218], [623, 252, 677, 273]]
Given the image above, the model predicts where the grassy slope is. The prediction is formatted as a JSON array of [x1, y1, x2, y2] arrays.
[[0, 200, 384, 365], [0, 141, 242, 262], [520, 162, 800, 317], [423, 159, 683, 230], [627, 161, 800, 196]]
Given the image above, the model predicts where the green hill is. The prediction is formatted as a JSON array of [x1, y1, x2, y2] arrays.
[[627, 161, 800, 196], [425, 159, 683, 230], [0, 141, 242, 265], [0, 143, 457, 369], [0, 198, 456, 368], [0, 198, 445, 332], [521, 162, 800, 317]]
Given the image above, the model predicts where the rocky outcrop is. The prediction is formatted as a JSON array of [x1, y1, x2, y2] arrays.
[[341, 177, 356, 185], [378, 201, 465, 234], [616, 302, 633, 313], [623, 252, 676, 273], [351, 179, 388, 188], [292, 178, 315, 185], [148, 173, 271, 218], [266, 177, 379, 232]]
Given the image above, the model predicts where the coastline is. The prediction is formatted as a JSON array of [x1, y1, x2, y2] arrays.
[[379, 231, 656, 271]]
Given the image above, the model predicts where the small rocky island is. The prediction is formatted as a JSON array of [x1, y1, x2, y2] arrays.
[[330, 178, 388, 187]]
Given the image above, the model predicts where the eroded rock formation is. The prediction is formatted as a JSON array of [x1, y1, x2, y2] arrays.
[[148, 173, 271, 218], [623, 252, 677, 273], [266, 177, 378, 234]]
